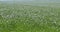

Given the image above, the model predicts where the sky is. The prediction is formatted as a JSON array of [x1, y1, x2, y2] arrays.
[[0, 0, 60, 3], [0, 0, 33, 1], [0, 0, 13, 1]]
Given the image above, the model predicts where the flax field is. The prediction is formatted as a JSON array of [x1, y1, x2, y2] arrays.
[[0, 4, 60, 32]]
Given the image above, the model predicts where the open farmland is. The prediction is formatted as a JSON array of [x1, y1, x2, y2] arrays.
[[0, 4, 60, 32]]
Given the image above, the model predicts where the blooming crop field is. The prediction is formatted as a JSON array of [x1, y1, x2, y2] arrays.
[[0, 4, 60, 32]]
